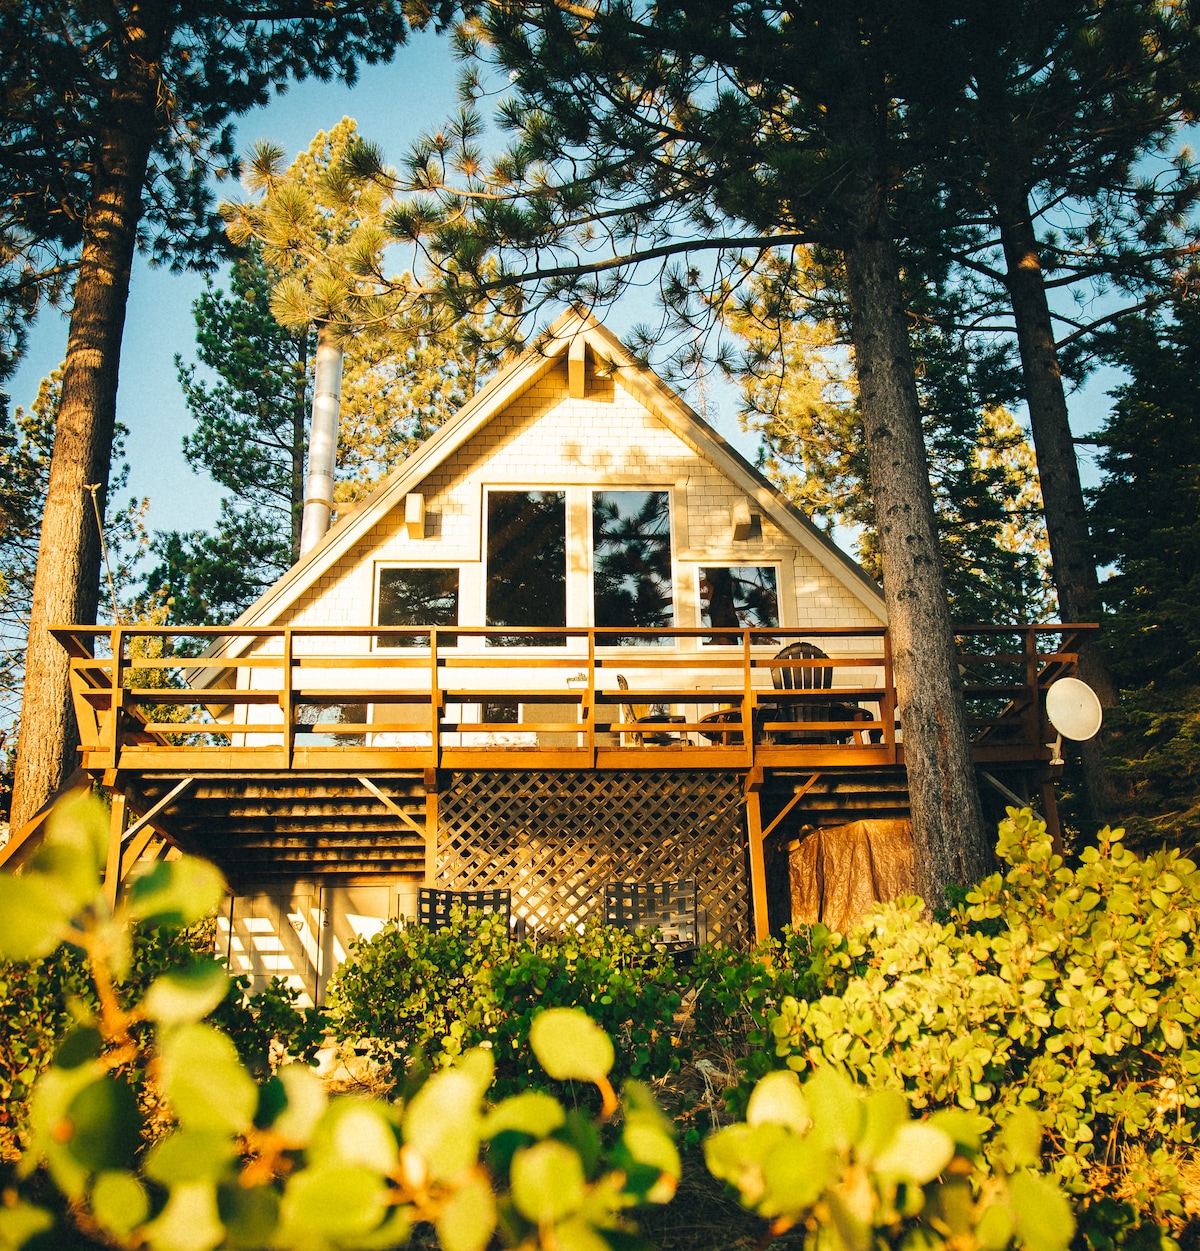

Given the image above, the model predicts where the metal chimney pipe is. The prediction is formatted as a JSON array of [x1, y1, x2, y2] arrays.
[[299, 324, 344, 556]]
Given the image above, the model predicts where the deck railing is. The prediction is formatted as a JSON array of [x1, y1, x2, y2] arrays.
[[53, 623, 1095, 774]]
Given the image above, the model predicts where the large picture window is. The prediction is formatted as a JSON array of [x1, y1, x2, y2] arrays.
[[486, 490, 567, 645], [699, 566, 780, 643], [377, 567, 459, 647], [592, 490, 673, 645]]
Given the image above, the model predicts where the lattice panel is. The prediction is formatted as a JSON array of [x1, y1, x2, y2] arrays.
[[437, 771, 749, 947]]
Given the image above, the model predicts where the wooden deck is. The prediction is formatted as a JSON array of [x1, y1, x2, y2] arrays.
[[18, 622, 1093, 944]]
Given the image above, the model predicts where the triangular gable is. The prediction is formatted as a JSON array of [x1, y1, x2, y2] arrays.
[[214, 307, 884, 648]]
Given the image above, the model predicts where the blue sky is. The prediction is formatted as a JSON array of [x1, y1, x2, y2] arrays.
[[6, 27, 1119, 548]]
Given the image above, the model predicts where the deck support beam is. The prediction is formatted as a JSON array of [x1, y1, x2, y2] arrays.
[[424, 768, 441, 886], [104, 792, 128, 909], [744, 769, 769, 941]]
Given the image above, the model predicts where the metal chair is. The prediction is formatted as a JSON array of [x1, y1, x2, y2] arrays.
[[603, 879, 700, 949], [418, 887, 513, 932]]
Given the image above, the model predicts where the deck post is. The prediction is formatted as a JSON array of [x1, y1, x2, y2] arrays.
[[1040, 780, 1065, 857], [744, 767, 769, 941], [104, 791, 128, 910], [424, 768, 440, 886]]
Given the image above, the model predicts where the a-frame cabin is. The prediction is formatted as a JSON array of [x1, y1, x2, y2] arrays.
[[9, 310, 1088, 1002]]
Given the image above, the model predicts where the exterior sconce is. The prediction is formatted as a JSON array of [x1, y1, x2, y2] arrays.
[[405, 493, 425, 539]]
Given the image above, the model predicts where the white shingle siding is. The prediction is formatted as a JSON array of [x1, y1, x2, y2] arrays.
[[272, 361, 881, 634]]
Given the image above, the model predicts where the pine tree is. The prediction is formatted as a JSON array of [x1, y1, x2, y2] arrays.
[[146, 126, 504, 626], [1088, 292, 1200, 847], [378, 1, 996, 902], [4, 1, 428, 831], [1, 371, 144, 818]]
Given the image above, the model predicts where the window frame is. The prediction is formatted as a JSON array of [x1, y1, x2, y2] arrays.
[[588, 486, 679, 645], [372, 563, 463, 651], [695, 562, 784, 645]]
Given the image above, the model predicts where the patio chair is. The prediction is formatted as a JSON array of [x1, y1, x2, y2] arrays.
[[603, 878, 701, 950], [769, 641, 839, 743], [418, 887, 514, 933]]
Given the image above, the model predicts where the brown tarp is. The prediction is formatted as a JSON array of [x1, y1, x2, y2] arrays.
[[784, 819, 915, 932]]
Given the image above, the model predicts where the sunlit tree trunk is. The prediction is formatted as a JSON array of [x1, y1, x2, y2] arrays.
[[10, 5, 165, 832], [994, 177, 1127, 822]]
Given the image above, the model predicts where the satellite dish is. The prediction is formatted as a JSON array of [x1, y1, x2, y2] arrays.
[[1044, 677, 1103, 764]]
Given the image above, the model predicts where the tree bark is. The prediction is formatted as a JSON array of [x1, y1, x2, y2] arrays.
[[844, 232, 994, 905], [819, 5, 991, 905], [9, 4, 167, 832], [993, 177, 1127, 823]]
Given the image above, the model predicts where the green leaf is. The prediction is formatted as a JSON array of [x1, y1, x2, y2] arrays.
[[0, 874, 70, 961], [997, 1106, 1043, 1171], [871, 1123, 955, 1185], [323, 1102, 399, 1173], [216, 1182, 280, 1248], [437, 1175, 497, 1251], [1009, 1171, 1075, 1251], [758, 1133, 840, 1218], [804, 1066, 863, 1152], [928, 1108, 989, 1153], [142, 961, 230, 1026], [278, 1166, 389, 1241], [28, 1061, 100, 1198], [63, 1075, 141, 1172], [44, 792, 110, 874], [703, 1122, 789, 1200], [746, 1070, 810, 1133], [483, 1090, 566, 1140], [91, 1171, 150, 1238], [553, 1215, 613, 1251], [53, 1026, 103, 1070], [145, 1130, 237, 1185], [0, 1200, 54, 1249], [127, 857, 226, 927], [974, 1200, 1016, 1251], [143, 1182, 224, 1251], [160, 1024, 257, 1133], [529, 1008, 614, 1083], [268, 1064, 328, 1144], [858, 1089, 909, 1163], [511, 1140, 587, 1224], [403, 1065, 482, 1180]]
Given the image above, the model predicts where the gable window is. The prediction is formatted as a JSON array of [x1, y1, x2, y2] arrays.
[[699, 565, 780, 644], [592, 490, 673, 644], [377, 567, 459, 647], [486, 490, 566, 645]]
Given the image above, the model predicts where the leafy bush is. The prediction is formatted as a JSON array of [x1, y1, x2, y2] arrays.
[[325, 912, 685, 1094], [0, 915, 322, 1162], [0, 794, 681, 1251], [763, 809, 1200, 1247], [707, 1067, 1074, 1251]]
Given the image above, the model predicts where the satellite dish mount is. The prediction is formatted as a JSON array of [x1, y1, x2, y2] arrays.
[[1044, 678, 1103, 765]]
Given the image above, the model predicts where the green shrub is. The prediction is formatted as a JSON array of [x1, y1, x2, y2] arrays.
[[0, 794, 681, 1251], [763, 808, 1200, 1247], [0, 926, 322, 1163], [325, 912, 685, 1094]]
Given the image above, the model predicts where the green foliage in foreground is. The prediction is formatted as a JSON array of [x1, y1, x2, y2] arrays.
[[0, 925, 321, 1162], [325, 910, 685, 1094], [0, 793, 1076, 1251], [764, 809, 1200, 1247]]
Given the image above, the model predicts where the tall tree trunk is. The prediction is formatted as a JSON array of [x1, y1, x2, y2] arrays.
[[845, 232, 993, 906], [9, 5, 166, 832], [993, 177, 1127, 824], [823, 5, 991, 905]]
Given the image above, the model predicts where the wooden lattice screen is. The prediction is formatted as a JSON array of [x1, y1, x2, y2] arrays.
[[437, 770, 750, 948]]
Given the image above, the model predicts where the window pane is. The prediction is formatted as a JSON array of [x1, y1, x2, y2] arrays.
[[700, 566, 780, 643], [593, 490, 673, 645], [295, 701, 367, 746], [377, 567, 459, 647], [486, 491, 566, 645]]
